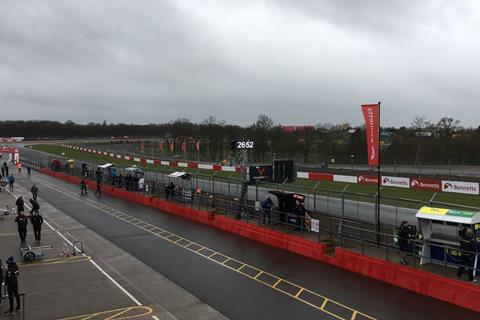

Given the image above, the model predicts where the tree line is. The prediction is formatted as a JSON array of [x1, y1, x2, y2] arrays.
[[1, 115, 479, 165]]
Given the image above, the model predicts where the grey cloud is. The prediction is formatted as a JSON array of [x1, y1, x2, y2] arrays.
[[0, 0, 479, 127]]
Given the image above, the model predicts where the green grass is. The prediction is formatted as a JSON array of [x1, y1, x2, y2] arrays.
[[29, 144, 480, 210]]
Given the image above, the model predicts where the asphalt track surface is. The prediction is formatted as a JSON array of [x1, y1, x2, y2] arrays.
[[14, 171, 478, 320]]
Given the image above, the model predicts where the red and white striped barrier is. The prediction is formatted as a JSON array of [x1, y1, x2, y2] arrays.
[[62, 144, 241, 173]]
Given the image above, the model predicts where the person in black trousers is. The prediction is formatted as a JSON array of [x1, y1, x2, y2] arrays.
[[4, 256, 20, 314], [30, 213, 44, 242], [31, 184, 38, 200], [457, 229, 476, 282], [14, 212, 28, 244], [29, 198, 40, 215], [15, 196, 24, 214]]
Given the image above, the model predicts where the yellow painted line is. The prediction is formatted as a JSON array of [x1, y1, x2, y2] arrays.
[[19, 256, 91, 267], [104, 307, 132, 320], [33, 176, 377, 320], [351, 311, 358, 320], [222, 258, 231, 264], [295, 288, 304, 298], [174, 237, 184, 243], [272, 279, 282, 288], [320, 298, 329, 310], [237, 264, 246, 272], [209, 252, 218, 258], [59, 306, 153, 320], [253, 271, 264, 279]]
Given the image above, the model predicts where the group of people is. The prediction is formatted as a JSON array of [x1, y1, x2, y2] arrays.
[[14, 186, 44, 244], [79, 168, 103, 196], [0, 256, 21, 314]]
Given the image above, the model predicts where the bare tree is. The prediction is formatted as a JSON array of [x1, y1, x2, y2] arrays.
[[254, 114, 273, 129]]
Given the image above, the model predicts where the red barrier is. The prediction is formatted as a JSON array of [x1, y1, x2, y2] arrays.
[[308, 173, 334, 182], [334, 248, 480, 313]]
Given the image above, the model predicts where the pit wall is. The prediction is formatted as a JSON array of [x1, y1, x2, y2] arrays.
[[40, 168, 480, 313]]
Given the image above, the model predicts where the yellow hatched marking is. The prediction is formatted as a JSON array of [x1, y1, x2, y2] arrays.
[[237, 264, 246, 272], [320, 298, 329, 310], [272, 279, 282, 288], [295, 288, 304, 298]]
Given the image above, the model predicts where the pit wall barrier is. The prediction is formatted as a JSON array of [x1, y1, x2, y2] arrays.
[[40, 168, 480, 313]]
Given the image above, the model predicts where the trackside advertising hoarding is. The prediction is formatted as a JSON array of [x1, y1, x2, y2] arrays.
[[410, 178, 442, 192], [381, 176, 410, 189], [442, 180, 480, 195], [357, 175, 379, 185]]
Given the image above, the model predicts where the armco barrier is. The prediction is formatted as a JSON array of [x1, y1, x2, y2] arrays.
[[39, 167, 480, 313]]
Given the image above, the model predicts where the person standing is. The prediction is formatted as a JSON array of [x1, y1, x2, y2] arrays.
[[457, 229, 476, 282], [7, 174, 14, 190], [15, 196, 24, 214], [80, 177, 87, 195], [261, 196, 273, 224], [29, 199, 40, 215], [4, 256, 21, 314], [26, 166, 31, 177], [1, 164, 4, 177], [30, 213, 44, 243], [16, 162, 22, 174], [398, 221, 410, 265], [95, 170, 102, 196], [3, 162, 8, 176], [14, 211, 28, 244], [31, 184, 38, 200]]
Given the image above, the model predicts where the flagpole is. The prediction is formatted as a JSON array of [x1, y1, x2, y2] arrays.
[[376, 101, 381, 244]]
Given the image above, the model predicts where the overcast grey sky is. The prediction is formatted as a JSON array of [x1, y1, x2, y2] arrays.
[[1, 0, 479, 127]]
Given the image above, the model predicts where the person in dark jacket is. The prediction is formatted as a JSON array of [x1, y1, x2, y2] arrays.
[[29, 199, 40, 215], [261, 196, 273, 224], [14, 212, 28, 244], [7, 174, 14, 190], [4, 256, 21, 314], [398, 221, 410, 265], [30, 213, 44, 242], [15, 196, 24, 214], [31, 184, 38, 200], [457, 229, 476, 282]]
